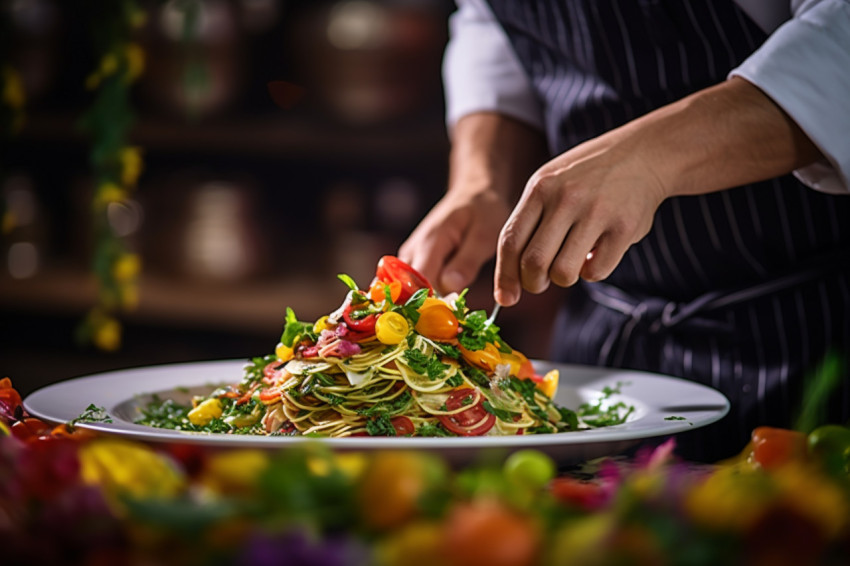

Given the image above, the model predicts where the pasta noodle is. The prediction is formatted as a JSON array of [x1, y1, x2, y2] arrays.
[[137, 257, 629, 437]]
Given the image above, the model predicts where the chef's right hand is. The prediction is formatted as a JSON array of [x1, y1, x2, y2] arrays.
[[399, 187, 511, 295]]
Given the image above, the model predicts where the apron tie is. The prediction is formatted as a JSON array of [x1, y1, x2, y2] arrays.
[[587, 248, 850, 367]]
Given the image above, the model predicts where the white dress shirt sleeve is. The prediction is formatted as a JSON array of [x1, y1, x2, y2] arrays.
[[442, 0, 544, 135], [730, 0, 850, 194]]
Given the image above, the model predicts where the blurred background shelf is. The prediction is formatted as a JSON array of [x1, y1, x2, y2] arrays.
[[1, 0, 563, 398], [18, 111, 449, 162]]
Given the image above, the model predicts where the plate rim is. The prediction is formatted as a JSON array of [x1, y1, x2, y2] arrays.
[[23, 358, 729, 450]]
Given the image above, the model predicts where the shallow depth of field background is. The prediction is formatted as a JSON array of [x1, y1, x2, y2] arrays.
[[0, 0, 563, 397]]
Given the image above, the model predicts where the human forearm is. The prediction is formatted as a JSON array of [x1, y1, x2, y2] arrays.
[[614, 76, 823, 199], [448, 112, 548, 201], [399, 112, 547, 293], [493, 77, 824, 306]]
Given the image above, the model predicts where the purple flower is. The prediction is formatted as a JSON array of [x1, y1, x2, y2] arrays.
[[237, 528, 370, 566]]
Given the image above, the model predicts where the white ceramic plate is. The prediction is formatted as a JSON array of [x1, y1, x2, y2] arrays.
[[24, 359, 729, 464]]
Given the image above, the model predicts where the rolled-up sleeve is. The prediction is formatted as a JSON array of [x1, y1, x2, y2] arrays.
[[730, 0, 850, 194], [442, 0, 544, 134]]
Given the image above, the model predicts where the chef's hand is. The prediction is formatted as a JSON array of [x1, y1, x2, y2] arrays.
[[494, 77, 824, 306], [494, 133, 667, 306], [399, 112, 548, 294], [399, 189, 510, 294]]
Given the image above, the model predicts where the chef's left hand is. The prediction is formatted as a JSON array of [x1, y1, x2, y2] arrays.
[[493, 129, 668, 306]]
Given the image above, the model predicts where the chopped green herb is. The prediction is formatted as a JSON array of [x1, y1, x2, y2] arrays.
[[366, 414, 397, 437], [70, 403, 113, 427], [417, 422, 456, 437], [482, 401, 517, 422], [337, 273, 359, 291]]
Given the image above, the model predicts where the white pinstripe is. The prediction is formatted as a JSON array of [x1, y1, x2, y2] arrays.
[[732, 1, 758, 51], [705, 0, 739, 70], [721, 189, 768, 277], [671, 198, 711, 288], [748, 304, 768, 421], [743, 186, 764, 239], [771, 295, 790, 412], [800, 190, 819, 248], [771, 178, 798, 263], [697, 195, 723, 252], [610, 1, 644, 98], [653, 207, 689, 290], [682, 0, 718, 78]]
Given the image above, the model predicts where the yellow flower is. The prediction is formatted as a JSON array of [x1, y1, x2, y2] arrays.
[[772, 462, 848, 538], [119, 282, 139, 310], [119, 146, 143, 186], [123, 43, 145, 83], [95, 182, 127, 209], [93, 314, 122, 351], [2, 210, 16, 234], [79, 439, 185, 502], [684, 466, 773, 532], [200, 450, 270, 495], [112, 253, 141, 282], [100, 53, 118, 76], [85, 71, 101, 91], [545, 514, 613, 566], [2, 66, 25, 109], [377, 521, 444, 566], [129, 8, 148, 29]]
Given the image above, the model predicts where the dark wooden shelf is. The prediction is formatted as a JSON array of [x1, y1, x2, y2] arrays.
[[17, 111, 449, 162], [0, 266, 339, 336]]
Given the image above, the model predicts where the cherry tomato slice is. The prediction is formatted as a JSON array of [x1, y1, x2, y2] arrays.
[[459, 342, 502, 373], [415, 303, 459, 341], [11, 417, 52, 442], [391, 416, 415, 436], [438, 388, 496, 436], [375, 255, 432, 304], [343, 303, 378, 334], [369, 279, 402, 304], [750, 426, 807, 469]]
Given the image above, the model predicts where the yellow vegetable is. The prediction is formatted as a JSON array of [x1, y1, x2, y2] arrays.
[[375, 311, 409, 345], [275, 342, 294, 362], [313, 315, 331, 333], [188, 398, 223, 426], [537, 369, 559, 398]]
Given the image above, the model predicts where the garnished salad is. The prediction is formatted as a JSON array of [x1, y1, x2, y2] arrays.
[[137, 256, 631, 437]]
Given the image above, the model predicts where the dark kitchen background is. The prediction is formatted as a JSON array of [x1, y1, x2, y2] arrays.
[[0, 0, 562, 397]]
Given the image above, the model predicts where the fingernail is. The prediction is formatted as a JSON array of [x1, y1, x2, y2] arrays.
[[495, 288, 518, 307]]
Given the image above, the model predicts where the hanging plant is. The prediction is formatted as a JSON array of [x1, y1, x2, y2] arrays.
[[76, 0, 147, 351]]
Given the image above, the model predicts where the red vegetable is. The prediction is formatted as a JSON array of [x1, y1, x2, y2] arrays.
[[375, 255, 432, 304], [750, 426, 807, 469], [438, 388, 495, 436], [391, 416, 415, 436], [343, 303, 378, 334]]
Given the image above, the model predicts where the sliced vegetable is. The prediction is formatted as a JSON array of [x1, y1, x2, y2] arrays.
[[376, 311, 410, 345], [343, 303, 378, 334], [376, 255, 432, 304], [415, 301, 459, 341], [438, 388, 496, 436], [459, 342, 502, 373]]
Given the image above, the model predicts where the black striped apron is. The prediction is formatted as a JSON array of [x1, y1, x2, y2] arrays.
[[485, 0, 850, 461]]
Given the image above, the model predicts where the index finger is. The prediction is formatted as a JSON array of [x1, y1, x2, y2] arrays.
[[494, 197, 543, 306]]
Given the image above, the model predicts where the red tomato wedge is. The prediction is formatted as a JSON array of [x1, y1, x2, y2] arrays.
[[391, 416, 415, 436], [375, 255, 432, 304], [438, 388, 496, 436]]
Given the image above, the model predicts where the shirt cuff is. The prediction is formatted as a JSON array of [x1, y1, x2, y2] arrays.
[[442, 0, 545, 134], [729, 0, 850, 194]]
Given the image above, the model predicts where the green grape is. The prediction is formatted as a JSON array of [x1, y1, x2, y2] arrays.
[[503, 449, 556, 489]]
